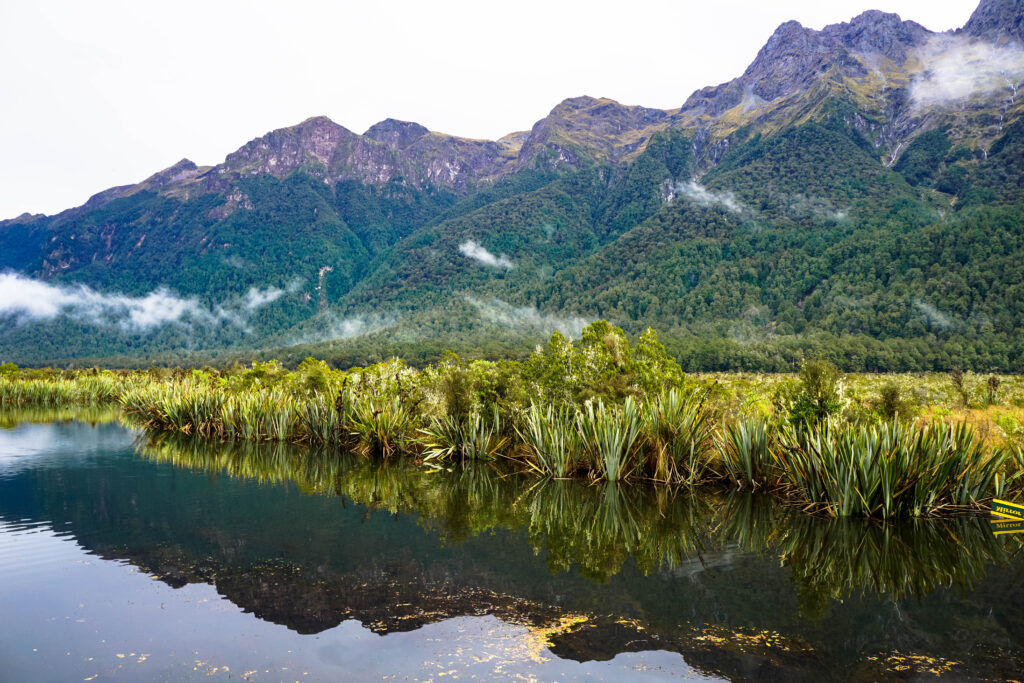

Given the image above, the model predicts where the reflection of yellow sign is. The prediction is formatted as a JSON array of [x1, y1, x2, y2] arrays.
[[991, 519, 1024, 535], [991, 499, 1024, 520]]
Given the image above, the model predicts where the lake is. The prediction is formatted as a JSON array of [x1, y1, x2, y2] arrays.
[[1, 410, 1022, 681]]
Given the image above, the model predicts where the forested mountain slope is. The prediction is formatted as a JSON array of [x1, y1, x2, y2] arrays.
[[2, 0, 1023, 370]]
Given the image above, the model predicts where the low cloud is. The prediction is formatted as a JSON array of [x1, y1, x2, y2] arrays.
[[458, 240, 514, 269], [675, 181, 744, 213], [914, 299, 953, 331], [285, 311, 398, 346], [0, 272, 293, 332], [466, 296, 586, 338], [243, 278, 303, 311], [911, 36, 1024, 110]]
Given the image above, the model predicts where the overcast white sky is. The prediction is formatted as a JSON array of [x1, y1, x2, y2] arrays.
[[0, 0, 979, 219]]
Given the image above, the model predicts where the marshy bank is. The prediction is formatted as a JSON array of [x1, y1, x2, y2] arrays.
[[3, 322, 1024, 519]]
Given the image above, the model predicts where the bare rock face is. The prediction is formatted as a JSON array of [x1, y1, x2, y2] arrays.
[[221, 116, 357, 177], [140, 159, 202, 190], [363, 119, 430, 150], [685, 11, 930, 115], [962, 0, 1024, 43]]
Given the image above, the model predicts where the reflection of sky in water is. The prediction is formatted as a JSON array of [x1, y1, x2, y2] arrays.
[[0, 524, 709, 681], [0, 421, 134, 478], [1, 418, 1023, 681]]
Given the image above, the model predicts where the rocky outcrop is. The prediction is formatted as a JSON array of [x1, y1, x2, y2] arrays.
[[364, 119, 430, 150], [683, 11, 929, 116], [9, 0, 1020, 223], [962, 0, 1024, 43]]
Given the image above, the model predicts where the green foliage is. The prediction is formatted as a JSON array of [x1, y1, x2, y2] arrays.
[[894, 129, 952, 187], [875, 382, 909, 420], [518, 403, 583, 478], [774, 420, 1012, 518], [641, 388, 716, 483], [577, 397, 643, 482], [718, 416, 775, 489], [788, 359, 845, 426]]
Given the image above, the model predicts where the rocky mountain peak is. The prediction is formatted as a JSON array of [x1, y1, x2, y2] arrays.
[[740, 20, 835, 102], [823, 10, 929, 62], [140, 158, 201, 190], [962, 0, 1024, 43], [363, 119, 430, 150]]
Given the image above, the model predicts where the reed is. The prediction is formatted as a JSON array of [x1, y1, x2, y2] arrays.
[[0, 375, 120, 405]]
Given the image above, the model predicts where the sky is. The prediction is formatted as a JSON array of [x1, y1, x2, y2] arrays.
[[0, 0, 980, 219]]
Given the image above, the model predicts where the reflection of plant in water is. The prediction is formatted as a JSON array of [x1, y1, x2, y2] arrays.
[[0, 404, 124, 428], [717, 493, 1024, 618], [136, 433, 1024, 602]]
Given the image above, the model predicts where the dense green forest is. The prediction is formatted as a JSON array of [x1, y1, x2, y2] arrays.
[[2, 97, 1024, 372]]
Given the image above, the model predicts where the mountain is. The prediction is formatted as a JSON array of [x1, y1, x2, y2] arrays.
[[2, 0, 1024, 371]]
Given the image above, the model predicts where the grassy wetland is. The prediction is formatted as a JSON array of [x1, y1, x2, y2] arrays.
[[3, 321, 1024, 519]]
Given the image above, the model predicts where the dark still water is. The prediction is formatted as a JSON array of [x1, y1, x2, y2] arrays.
[[1, 413, 1023, 681]]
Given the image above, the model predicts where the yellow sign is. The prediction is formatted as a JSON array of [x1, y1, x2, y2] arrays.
[[991, 499, 1024, 520], [991, 519, 1024, 535]]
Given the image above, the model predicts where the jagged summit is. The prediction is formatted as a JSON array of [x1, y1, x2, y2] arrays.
[[962, 0, 1024, 42], [363, 119, 430, 150], [8, 0, 1020, 223], [822, 10, 929, 62]]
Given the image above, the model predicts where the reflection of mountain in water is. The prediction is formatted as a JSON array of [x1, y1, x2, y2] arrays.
[[2, 421, 1024, 680]]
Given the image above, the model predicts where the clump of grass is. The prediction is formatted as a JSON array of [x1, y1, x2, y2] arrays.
[[578, 398, 642, 482], [420, 408, 507, 463], [718, 415, 775, 489], [518, 403, 583, 477], [349, 396, 414, 458], [774, 420, 1011, 518], [641, 388, 716, 484]]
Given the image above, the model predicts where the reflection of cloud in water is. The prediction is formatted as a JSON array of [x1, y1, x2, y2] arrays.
[[316, 615, 700, 680]]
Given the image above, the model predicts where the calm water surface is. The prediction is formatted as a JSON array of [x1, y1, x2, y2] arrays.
[[1, 411, 1023, 681]]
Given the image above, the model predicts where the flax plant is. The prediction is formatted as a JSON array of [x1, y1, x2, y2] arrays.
[[420, 408, 507, 463], [718, 416, 776, 489], [641, 388, 716, 484], [518, 403, 583, 477], [577, 397, 642, 482]]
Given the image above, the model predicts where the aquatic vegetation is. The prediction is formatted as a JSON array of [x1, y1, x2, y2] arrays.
[[718, 415, 776, 489], [640, 388, 716, 484], [577, 398, 642, 482], [774, 420, 1012, 518], [0, 374, 119, 406], [3, 329, 1024, 517], [518, 403, 583, 477], [348, 396, 414, 458], [420, 408, 507, 463]]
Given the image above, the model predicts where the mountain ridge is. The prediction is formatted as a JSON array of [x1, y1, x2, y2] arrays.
[[2, 0, 1023, 371]]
